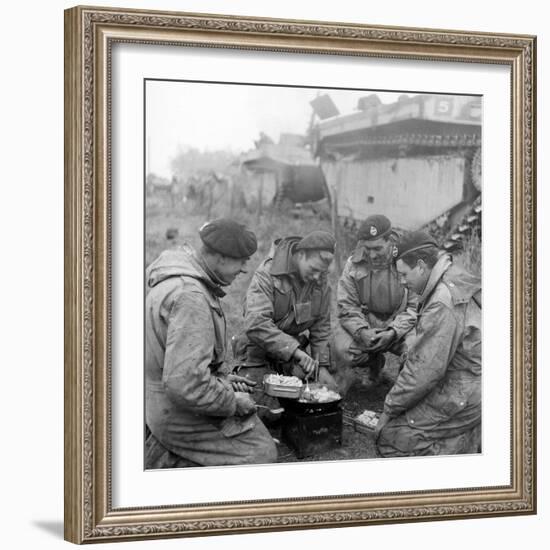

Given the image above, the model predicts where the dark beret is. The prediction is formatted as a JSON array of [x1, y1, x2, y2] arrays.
[[396, 230, 439, 260], [199, 218, 257, 259], [295, 230, 336, 253], [357, 215, 392, 241]]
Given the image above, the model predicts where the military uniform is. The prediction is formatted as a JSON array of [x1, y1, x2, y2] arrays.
[[233, 236, 334, 413], [145, 242, 277, 467], [333, 218, 417, 385], [377, 251, 482, 457]]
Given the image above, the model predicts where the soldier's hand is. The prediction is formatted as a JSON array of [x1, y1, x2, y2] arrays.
[[374, 411, 391, 440], [293, 349, 316, 375], [369, 329, 396, 352], [234, 392, 256, 416], [317, 366, 339, 392], [359, 328, 378, 350], [228, 373, 256, 393]]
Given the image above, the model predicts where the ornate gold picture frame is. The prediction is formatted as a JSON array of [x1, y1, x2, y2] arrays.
[[64, 5, 536, 544]]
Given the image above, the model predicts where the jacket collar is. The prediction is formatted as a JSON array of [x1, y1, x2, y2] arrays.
[[418, 253, 452, 305], [269, 237, 301, 276], [193, 251, 227, 298]]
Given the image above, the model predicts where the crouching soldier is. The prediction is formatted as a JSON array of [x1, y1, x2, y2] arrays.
[[145, 219, 277, 468], [232, 231, 339, 422], [332, 215, 417, 392], [375, 231, 482, 457]]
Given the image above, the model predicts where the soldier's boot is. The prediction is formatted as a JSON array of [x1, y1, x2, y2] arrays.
[[366, 353, 386, 385]]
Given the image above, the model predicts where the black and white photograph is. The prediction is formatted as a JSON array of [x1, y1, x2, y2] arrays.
[[58, 2, 539, 544], [144, 81, 482, 468]]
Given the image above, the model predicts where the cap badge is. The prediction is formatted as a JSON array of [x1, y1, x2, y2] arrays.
[[370, 226, 378, 236]]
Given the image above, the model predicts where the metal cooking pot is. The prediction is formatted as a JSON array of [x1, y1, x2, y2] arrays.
[[279, 397, 342, 415], [279, 383, 343, 415]]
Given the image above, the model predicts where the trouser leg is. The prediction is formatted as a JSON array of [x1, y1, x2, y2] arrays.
[[377, 416, 482, 458], [331, 327, 362, 395], [331, 325, 388, 392], [366, 352, 385, 383], [145, 432, 201, 469]]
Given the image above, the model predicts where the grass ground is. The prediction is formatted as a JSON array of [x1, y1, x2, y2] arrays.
[[146, 198, 480, 462]]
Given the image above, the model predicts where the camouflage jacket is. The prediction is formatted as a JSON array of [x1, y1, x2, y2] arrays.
[[383, 254, 482, 431], [337, 246, 417, 339], [242, 237, 331, 365]]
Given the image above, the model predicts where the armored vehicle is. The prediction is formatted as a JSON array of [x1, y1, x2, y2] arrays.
[[314, 93, 482, 249]]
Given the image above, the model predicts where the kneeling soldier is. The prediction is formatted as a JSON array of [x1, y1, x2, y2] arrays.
[[233, 231, 339, 421], [332, 215, 417, 391], [375, 231, 482, 457], [145, 219, 277, 467]]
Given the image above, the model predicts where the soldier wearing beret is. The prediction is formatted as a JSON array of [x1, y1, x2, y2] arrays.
[[232, 230, 339, 421], [145, 218, 277, 467], [375, 231, 481, 457], [332, 215, 418, 391]]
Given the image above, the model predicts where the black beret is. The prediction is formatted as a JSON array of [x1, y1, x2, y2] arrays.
[[199, 218, 257, 259], [295, 230, 336, 254], [357, 215, 392, 240], [396, 230, 439, 260]]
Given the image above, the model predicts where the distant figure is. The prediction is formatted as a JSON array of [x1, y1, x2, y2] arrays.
[[165, 227, 179, 242], [145, 219, 277, 467], [375, 231, 481, 457], [169, 176, 179, 208]]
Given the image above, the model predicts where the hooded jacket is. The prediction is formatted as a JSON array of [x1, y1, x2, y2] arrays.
[[145, 245, 238, 446], [383, 254, 482, 436], [241, 237, 331, 366]]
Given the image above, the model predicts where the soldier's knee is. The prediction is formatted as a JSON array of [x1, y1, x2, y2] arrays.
[[332, 365, 355, 396], [247, 423, 278, 464], [332, 333, 352, 364], [231, 333, 248, 360], [251, 436, 277, 464], [375, 420, 410, 458], [263, 439, 278, 463]]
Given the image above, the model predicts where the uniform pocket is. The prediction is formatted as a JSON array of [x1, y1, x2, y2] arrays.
[[294, 301, 312, 324], [428, 381, 468, 418], [273, 286, 292, 322]]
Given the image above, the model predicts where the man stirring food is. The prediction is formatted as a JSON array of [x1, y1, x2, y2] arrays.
[[232, 230, 339, 423]]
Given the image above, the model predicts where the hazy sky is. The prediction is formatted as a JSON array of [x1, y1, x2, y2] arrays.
[[145, 80, 409, 178]]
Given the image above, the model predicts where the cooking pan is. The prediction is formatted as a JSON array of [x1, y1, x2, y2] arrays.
[[279, 383, 342, 415]]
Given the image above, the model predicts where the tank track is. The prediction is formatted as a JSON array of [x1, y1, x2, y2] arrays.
[[422, 195, 482, 251]]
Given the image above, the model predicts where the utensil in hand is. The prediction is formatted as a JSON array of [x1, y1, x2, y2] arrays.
[[255, 404, 285, 415]]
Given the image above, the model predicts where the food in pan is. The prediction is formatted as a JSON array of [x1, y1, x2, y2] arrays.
[[299, 385, 341, 403], [264, 374, 303, 387]]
